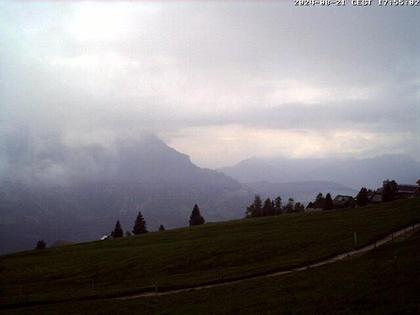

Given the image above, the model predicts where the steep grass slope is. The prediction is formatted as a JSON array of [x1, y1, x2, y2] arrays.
[[8, 224, 420, 315], [1, 198, 419, 309]]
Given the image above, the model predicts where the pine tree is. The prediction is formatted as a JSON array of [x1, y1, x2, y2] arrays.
[[382, 180, 398, 202], [314, 193, 325, 209], [158, 224, 165, 231], [323, 193, 333, 210], [245, 195, 265, 218], [274, 196, 282, 214], [253, 195, 263, 217], [263, 198, 274, 216], [112, 220, 124, 238], [294, 202, 305, 212], [35, 240, 46, 250], [245, 203, 255, 218], [356, 187, 369, 206], [284, 198, 294, 212], [132, 212, 148, 235], [189, 204, 205, 226]]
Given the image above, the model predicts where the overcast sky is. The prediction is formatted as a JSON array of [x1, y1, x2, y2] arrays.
[[0, 1, 419, 169]]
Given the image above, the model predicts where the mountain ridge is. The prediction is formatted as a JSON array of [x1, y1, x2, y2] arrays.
[[0, 135, 252, 254], [219, 155, 420, 189]]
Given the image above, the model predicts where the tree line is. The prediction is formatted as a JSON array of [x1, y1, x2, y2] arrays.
[[245, 195, 304, 218], [306, 193, 334, 210], [110, 204, 205, 238], [35, 178, 414, 249], [35, 204, 206, 248], [245, 179, 405, 220], [355, 180, 398, 207]]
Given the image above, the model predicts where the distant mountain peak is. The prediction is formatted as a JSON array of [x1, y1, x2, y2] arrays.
[[220, 154, 420, 189]]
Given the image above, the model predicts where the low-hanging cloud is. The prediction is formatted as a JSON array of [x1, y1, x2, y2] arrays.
[[0, 1, 418, 172]]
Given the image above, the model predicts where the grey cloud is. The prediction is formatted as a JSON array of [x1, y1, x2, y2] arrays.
[[0, 1, 419, 170]]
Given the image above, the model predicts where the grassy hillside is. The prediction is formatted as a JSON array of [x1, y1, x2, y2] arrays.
[[1, 198, 420, 309], [7, 223, 420, 315]]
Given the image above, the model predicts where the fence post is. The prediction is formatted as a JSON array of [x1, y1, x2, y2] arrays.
[[353, 232, 358, 248]]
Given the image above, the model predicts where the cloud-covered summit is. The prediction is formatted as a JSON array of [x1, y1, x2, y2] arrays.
[[0, 1, 418, 168]]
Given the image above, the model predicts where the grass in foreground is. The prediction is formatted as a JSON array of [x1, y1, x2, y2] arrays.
[[3, 219, 420, 314], [1, 198, 419, 307]]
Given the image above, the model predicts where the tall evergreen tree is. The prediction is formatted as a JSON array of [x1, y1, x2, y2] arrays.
[[253, 195, 263, 217], [189, 204, 205, 226], [294, 202, 305, 212], [35, 240, 46, 250], [132, 211, 148, 235], [112, 220, 124, 238], [274, 196, 282, 214], [284, 198, 294, 212], [314, 193, 325, 209], [323, 193, 333, 210], [382, 180, 398, 202], [245, 195, 265, 218], [356, 187, 369, 206], [245, 203, 255, 218], [263, 198, 274, 216]]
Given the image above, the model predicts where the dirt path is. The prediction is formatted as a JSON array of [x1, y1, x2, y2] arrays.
[[118, 223, 420, 300], [3, 223, 419, 311]]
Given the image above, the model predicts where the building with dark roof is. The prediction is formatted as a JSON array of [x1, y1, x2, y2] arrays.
[[396, 184, 418, 198], [368, 191, 382, 204], [333, 195, 355, 209]]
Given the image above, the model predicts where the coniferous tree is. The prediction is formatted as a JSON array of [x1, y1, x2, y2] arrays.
[[112, 220, 124, 238], [189, 204, 205, 226], [253, 195, 263, 217], [274, 196, 282, 214], [246, 203, 255, 218], [314, 193, 325, 209], [35, 240, 46, 250], [284, 198, 294, 212], [245, 195, 265, 218], [158, 224, 165, 231], [382, 180, 398, 202], [356, 187, 369, 206], [132, 212, 148, 235], [294, 202, 305, 212], [382, 181, 392, 202], [323, 193, 333, 210], [263, 198, 274, 216]]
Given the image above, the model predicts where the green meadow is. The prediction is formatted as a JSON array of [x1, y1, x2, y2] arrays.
[[1, 198, 419, 313]]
